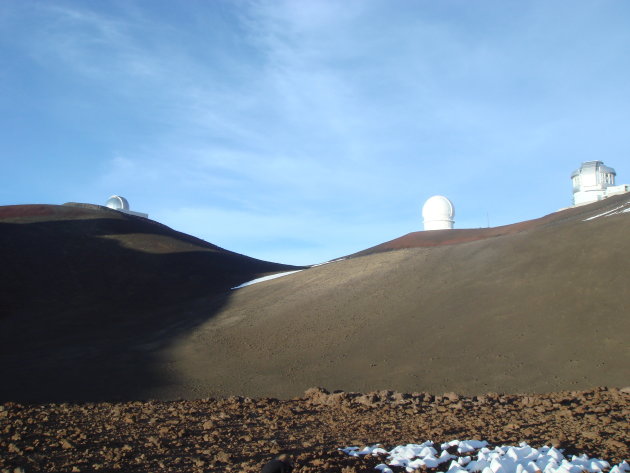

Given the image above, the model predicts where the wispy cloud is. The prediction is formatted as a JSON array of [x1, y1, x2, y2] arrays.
[[3, 0, 630, 263]]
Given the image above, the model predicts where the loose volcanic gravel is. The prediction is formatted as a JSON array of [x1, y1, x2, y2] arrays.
[[1, 387, 628, 473]]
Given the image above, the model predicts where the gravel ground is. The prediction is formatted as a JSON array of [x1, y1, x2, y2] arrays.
[[1, 387, 628, 473]]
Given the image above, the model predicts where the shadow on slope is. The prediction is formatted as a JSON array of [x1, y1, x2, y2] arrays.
[[163, 197, 630, 398], [0, 205, 300, 402], [2, 197, 629, 401]]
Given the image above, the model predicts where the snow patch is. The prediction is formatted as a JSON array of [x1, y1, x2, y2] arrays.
[[583, 201, 630, 221], [311, 257, 347, 267], [341, 440, 626, 473], [231, 270, 303, 289]]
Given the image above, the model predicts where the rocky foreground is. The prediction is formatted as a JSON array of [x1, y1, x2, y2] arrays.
[[1, 387, 628, 473]]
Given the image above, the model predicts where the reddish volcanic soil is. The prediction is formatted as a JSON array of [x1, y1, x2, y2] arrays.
[[1, 387, 628, 473], [352, 194, 630, 256]]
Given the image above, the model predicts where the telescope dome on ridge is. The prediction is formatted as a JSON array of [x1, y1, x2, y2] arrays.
[[105, 195, 130, 211], [422, 195, 455, 231]]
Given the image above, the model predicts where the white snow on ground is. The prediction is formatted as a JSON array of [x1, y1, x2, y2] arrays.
[[583, 201, 630, 221], [231, 270, 303, 289], [341, 440, 629, 473], [232, 256, 349, 289], [311, 257, 347, 267]]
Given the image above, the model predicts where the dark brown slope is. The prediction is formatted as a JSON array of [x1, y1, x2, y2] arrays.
[[0, 203, 300, 401], [0, 203, 298, 314], [151, 195, 630, 399], [2, 197, 629, 402]]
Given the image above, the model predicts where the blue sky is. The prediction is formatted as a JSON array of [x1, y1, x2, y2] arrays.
[[2, 0, 629, 265]]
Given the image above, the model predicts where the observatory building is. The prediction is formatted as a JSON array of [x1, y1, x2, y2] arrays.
[[571, 161, 629, 206], [422, 195, 455, 230], [105, 195, 148, 218]]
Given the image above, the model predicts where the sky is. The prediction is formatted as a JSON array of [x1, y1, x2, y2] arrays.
[[1, 0, 629, 265]]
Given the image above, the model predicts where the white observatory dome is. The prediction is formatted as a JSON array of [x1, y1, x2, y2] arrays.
[[105, 195, 130, 211], [422, 195, 455, 231], [571, 161, 617, 206]]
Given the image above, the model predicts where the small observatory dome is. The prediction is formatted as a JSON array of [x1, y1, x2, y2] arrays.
[[422, 195, 455, 231], [105, 195, 130, 211]]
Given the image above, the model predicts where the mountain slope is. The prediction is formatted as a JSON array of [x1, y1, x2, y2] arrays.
[[0, 203, 298, 314], [0, 203, 300, 401], [1, 196, 628, 401], [158, 194, 630, 399], [353, 194, 630, 255]]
